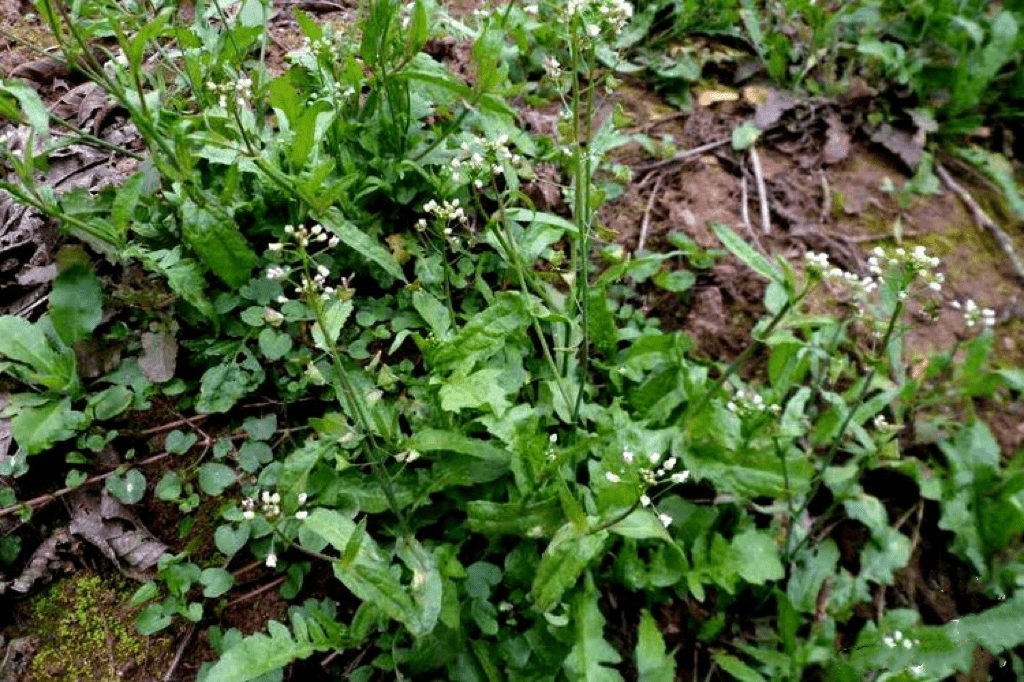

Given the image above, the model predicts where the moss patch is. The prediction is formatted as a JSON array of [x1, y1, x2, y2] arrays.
[[21, 572, 174, 682]]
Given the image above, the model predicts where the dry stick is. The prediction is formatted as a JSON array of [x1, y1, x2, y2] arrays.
[[739, 166, 767, 256], [819, 170, 831, 223], [0, 451, 172, 519], [936, 163, 1024, 286], [749, 146, 771, 234], [225, 575, 287, 608], [131, 415, 209, 438], [636, 172, 665, 253], [633, 138, 731, 173], [163, 622, 197, 682]]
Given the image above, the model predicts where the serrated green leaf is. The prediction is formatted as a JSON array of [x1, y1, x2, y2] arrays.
[[0, 80, 49, 138], [531, 525, 608, 612], [439, 368, 511, 416], [563, 576, 624, 682], [10, 396, 85, 455], [431, 292, 531, 372], [404, 429, 510, 463], [610, 510, 674, 542], [181, 200, 258, 288], [467, 498, 564, 538], [197, 363, 259, 414], [311, 300, 353, 351], [89, 385, 133, 421], [0, 316, 78, 392], [636, 610, 675, 682], [714, 651, 768, 682], [412, 289, 453, 340]]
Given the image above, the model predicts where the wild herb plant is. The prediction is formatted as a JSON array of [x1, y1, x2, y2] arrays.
[[0, 1, 1023, 681]]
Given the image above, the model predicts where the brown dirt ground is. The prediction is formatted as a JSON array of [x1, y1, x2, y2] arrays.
[[1, 1, 1024, 680]]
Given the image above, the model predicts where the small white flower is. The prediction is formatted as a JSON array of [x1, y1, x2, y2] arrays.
[[297, 492, 308, 505], [639, 494, 651, 507], [266, 552, 277, 568], [622, 450, 634, 464], [605, 472, 621, 483], [268, 242, 285, 252], [524, 4, 538, 14], [587, 23, 601, 37], [670, 471, 691, 484], [242, 510, 255, 520], [295, 510, 308, 520], [648, 453, 660, 464], [658, 513, 672, 527]]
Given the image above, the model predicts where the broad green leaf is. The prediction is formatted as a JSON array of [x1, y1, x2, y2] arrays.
[[304, 509, 439, 637], [563, 576, 624, 682], [467, 498, 564, 538], [431, 293, 531, 372], [215, 524, 251, 556], [713, 651, 768, 682], [731, 530, 784, 585], [49, 260, 103, 344], [10, 396, 86, 455], [711, 222, 781, 284], [0, 315, 77, 392], [0, 80, 49, 138], [405, 429, 510, 463], [318, 208, 405, 283], [201, 568, 235, 598], [636, 610, 675, 682], [731, 121, 762, 150], [412, 289, 453, 340], [88, 385, 133, 421], [135, 604, 173, 635], [610, 510, 673, 542], [181, 200, 258, 288], [587, 288, 617, 357], [197, 363, 259, 414], [439, 368, 511, 416], [531, 524, 608, 612], [939, 420, 1000, 487], [311, 300, 353, 351], [199, 463, 237, 496], [106, 469, 146, 505], [258, 328, 293, 360]]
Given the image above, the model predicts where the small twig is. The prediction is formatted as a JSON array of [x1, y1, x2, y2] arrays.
[[820, 170, 831, 223], [633, 138, 731, 173], [739, 166, 766, 256], [749, 146, 771, 234], [225, 575, 287, 608], [636, 172, 665, 253], [130, 415, 209, 438], [936, 163, 1024, 286], [0, 451, 171, 519], [163, 622, 197, 682]]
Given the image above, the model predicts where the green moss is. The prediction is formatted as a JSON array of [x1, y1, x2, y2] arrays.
[[23, 573, 170, 682]]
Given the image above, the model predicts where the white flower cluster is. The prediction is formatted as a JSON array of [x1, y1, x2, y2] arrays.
[[806, 246, 945, 312], [950, 299, 996, 329], [417, 198, 470, 247], [242, 490, 282, 520], [450, 133, 523, 189], [866, 246, 945, 294], [275, 223, 340, 250], [605, 450, 690, 527], [564, 0, 633, 39], [882, 629, 920, 651], [206, 76, 253, 109], [726, 388, 780, 417]]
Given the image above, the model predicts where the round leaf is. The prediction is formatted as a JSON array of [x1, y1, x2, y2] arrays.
[[199, 463, 237, 496]]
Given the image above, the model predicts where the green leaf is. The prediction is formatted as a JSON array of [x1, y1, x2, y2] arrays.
[[106, 469, 146, 505], [731, 530, 784, 585], [711, 222, 781, 284], [215, 524, 251, 556], [405, 429, 510, 464], [0, 80, 49, 138], [50, 261, 103, 345], [653, 269, 696, 293], [610, 510, 673, 542], [10, 396, 86, 455], [531, 525, 608, 613], [311, 300, 353, 352], [587, 288, 617, 357], [259, 328, 293, 360], [197, 363, 259, 414], [636, 609, 675, 682], [0, 315, 78, 392], [412, 290, 453, 340], [165, 430, 197, 455], [155, 471, 181, 501], [467, 498, 564, 538], [199, 463, 237, 496], [181, 200, 258, 288], [304, 509, 440, 637], [318, 208, 405, 282], [201, 567, 235, 598], [731, 121, 762, 150], [563, 576, 624, 682], [439, 368, 511, 416], [135, 604, 173, 635], [88, 385, 133, 420], [713, 651, 768, 682], [431, 293, 531, 372]]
